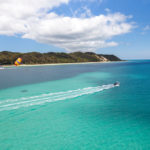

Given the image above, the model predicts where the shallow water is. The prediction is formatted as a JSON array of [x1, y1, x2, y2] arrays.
[[0, 60, 150, 149]]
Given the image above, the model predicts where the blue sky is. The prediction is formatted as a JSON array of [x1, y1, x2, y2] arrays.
[[0, 0, 150, 59]]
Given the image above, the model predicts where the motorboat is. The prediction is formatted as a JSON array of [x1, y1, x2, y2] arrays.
[[114, 81, 120, 86]]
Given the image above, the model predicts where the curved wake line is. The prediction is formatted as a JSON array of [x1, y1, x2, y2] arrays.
[[0, 84, 115, 111]]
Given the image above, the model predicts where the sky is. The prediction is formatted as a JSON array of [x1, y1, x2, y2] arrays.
[[0, 0, 150, 59]]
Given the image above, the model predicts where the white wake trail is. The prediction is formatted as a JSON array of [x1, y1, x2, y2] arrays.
[[0, 84, 115, 111]]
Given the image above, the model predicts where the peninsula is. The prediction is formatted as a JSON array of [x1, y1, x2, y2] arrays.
[[0, 51, 121, 65]]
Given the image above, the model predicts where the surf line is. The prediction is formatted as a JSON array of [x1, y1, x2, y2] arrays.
[[0, 84, 116, 111]]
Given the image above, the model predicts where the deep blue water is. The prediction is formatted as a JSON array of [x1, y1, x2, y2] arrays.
[[0, 60, 150, 150]]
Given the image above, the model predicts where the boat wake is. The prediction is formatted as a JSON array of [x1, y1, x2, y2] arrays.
[[0, 84, 115, 111]]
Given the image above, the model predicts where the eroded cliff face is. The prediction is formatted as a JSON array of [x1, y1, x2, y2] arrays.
[[0, 51, 122, 65], [98, 54, 121, 61], [94, 55, 108, 62]]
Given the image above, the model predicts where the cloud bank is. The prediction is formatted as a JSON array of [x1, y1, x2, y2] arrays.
[[0, 0, 133, 52]]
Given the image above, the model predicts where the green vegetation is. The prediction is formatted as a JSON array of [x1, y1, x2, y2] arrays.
[[0, 51, 121, 65]]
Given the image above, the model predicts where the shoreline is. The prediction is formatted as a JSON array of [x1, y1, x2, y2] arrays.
[[1, 61, 124, 68]]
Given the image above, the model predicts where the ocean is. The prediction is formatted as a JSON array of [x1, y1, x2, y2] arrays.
[[0, 60, 150, 150]]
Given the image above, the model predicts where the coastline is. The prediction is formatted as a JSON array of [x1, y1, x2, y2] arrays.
[[2, 61, 124, 68]]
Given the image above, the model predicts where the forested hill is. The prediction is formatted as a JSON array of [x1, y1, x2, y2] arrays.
[[0, 51, 121, 65]]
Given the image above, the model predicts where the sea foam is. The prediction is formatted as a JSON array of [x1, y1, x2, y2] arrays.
[[0, 84, 115, 111]]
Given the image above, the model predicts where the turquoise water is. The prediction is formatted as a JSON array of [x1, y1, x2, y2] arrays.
[[0, 60, 150, 149]]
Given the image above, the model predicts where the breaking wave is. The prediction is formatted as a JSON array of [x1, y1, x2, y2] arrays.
[[0, 84, 115, 111]]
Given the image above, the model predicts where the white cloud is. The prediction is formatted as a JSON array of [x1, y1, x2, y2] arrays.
[[143, 25, 150, 31], [105, 8, 110, 13], [0, 0, 133, 52], [79, 0, 103, 4], [141, 25, 150, 35], [0, 0, 69, 35], [73, 6, 92, 18]]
